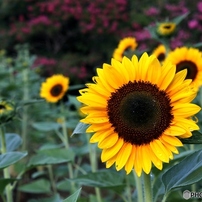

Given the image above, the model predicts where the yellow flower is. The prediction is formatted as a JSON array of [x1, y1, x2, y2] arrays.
[[40, 74, 69, 103], [157, 22, 176, 36], [0, 100, 16, 123], [113, 37, 138, 61], [152, 44, 167, 62], [164, 46, 202, 90], [77, 53, 200, 176]]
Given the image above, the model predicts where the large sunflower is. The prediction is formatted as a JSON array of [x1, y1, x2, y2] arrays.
[[40, 74, 69, 103], [113, 37, 138, 62], [152, 44, 167, 62], [77, 53, 200, 176], [164, 46, 202, 89]]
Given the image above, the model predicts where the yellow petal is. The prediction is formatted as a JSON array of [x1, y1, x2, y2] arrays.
[[106, 155, 117, 168], [164, 125, 187, 136], [86, 123, 112, 133], [161, 135, 183, 147], [147, 146, 163, 170], [141, 145, 152, 174], [90, 128, 114, 143], [98, 133, 119, 149], [101, 138, 124, 162], [133, 146, 142, 177], [172, 103, 201, 117], [125, 145, 136, 174], [160, 137, 179, 154], [122, 56, 136, 82], [150, 140, 169, 163], [159, 61, 176, 90], [115, 143, 132, 171]]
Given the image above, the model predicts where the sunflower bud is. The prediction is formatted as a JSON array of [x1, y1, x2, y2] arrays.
[[0, 100, 16, 124]]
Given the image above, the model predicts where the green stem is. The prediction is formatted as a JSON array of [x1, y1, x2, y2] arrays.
[[0, 127, 13, 202], [47, 165, 57, 194], [22, 68, 29, 151], [133, 170, 144, 202], [162, 192, 170, 202], [143, 172, 153, 202], [190, 144, 197, 202], [60, 105, 76, 193], [87, 136, 102, 202], [125, 175, 132, 202]]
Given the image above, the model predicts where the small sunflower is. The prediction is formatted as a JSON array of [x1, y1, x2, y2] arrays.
[[77, 53, 200, 176], [40, 74, 69, 103], [152, 44, 167, 62], [157, 22, 176, 36], [113, 37, 138, 62], [165, 46, 202, 89], [0, 100, 16, 123]]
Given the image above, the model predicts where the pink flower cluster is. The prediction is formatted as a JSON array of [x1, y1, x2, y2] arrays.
[[33, 57, 57, 68], [8, 0, 129, 39]]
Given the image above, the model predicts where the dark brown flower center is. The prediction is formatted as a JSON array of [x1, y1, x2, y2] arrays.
[[0, 104, 6, 110], [157, 53, 166, 61], [163, 25, 171, 29], [107, 81, 173, 145], [50, 84, 63, 97], [176, 61, 197, 81]]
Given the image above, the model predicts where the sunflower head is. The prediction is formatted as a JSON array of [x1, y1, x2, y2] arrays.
[[113, 37, 138, 62], [156, 22, 176, 36], [164, 46, 202, 90], [40, 74, 69, 103], [78, 53, 200, 176], [0, 100, 16, 124], [152, 44, 167, 62]]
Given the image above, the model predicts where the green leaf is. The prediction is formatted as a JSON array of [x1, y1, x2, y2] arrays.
[[162, 149, 202, 193], [6, 133, 22, 151], [71, 170, 125, 192], [63, 188, 82, 202], [180, 131, 202, 144], [0, 152, 27, 169], [32, 122, 60, 131], [0, 133, 22, 152], [172, 12, 189, 24], [57, 179, 71, 191], [28, 193, 62, 202], [18, 179, 51, 194], [0, 178, 17, 194], [27, 148, 75, 167], [71, 122, 89, 136]]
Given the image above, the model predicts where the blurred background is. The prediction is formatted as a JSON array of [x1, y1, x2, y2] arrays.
[[0, 0, 201, 85]]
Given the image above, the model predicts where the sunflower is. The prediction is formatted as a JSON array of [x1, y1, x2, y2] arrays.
[[40, 74, 69, 103], [157, 22, 176, 36], [113, 37, 138, 62], [0, 100, 16, 123], [164, 46, 202, 90], [77, 53, 200, 176], [152, 44, 167, 62]]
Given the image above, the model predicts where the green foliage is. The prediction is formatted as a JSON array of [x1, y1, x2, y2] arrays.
[[0, 151, 27, 169], [63, 188, 82, 202], [18, 179, 51, 194]]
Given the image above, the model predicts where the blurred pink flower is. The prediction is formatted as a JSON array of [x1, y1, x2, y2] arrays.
[[29, 15, 51, 26], [188, 19, 199, 29], [198, 2, 202, 12], [144, 7, 160, 16], [33, 57, 57, 68]]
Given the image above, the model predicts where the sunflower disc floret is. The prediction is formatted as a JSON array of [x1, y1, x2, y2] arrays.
[[77, 53, 201, 176]]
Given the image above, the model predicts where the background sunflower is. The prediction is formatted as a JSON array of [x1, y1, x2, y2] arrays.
[[164, 46, 202, 90], [40, 74, 69, 103]]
